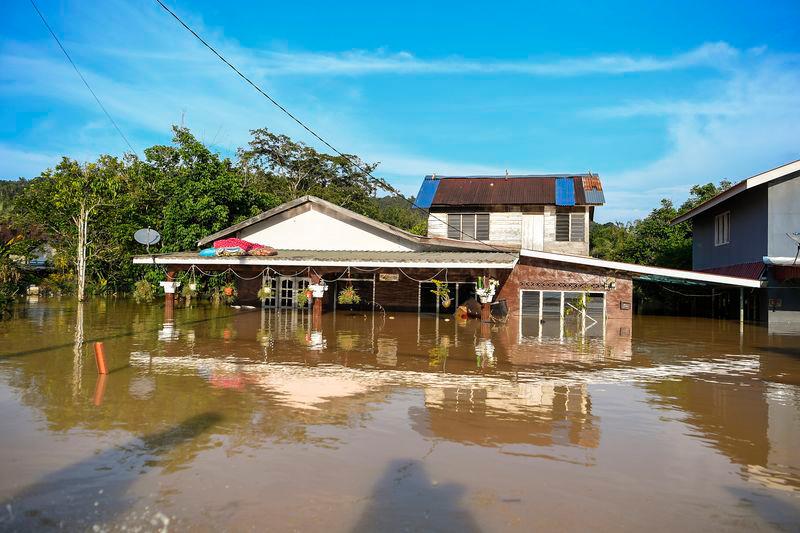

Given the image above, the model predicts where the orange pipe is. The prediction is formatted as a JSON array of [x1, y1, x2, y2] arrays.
[[94, 342, 108, 375], [93, 374, 108, 406]]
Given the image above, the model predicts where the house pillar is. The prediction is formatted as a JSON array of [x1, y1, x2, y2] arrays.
[[310, 271, 323, 326], [162, 270, 177, 310], [481, 303, 491, 323], [740, 287, 745, 326]]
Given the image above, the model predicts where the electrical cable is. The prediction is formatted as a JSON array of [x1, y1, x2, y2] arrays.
[[29, 0, 137, 155], [153, 0, 516, 257]]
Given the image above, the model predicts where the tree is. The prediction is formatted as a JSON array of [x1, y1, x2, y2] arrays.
[[16, 157, 127, 301], [137, 127, 279, 253], [239, 128, 382, 216], [590, 180, 733, 269]]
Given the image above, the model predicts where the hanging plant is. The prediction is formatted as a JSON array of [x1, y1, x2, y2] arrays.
[[181, 281, 200, 298], [221, 282, 237, 304], [337, 284, 361, 305], [133, 279, 155, 304], [296, 289, 309, 307], [430, 280, 452, 309], [257, 285, 273, 301]]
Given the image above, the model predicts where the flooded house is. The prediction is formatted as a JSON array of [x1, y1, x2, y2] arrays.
[[134, 173, 761, 335], [672, 159, 800, 328]]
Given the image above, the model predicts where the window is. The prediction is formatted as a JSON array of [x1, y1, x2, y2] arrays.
[[555, 209, 586, 242], [714, 211, 730, 246], [570, 212, 586, 242], [520, 290, 605, 338], [446, 213, 490, 241]]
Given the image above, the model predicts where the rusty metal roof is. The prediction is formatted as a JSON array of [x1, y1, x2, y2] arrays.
[[428, 174, 603, 206], [698, 262, 766, 280]]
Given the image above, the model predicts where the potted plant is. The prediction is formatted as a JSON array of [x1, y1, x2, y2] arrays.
[[476, 277, 499, 304], [222, 282, 237, 305], [296, 289, 309, 308], [133, 279, 155, 304], [181, 281, 199, 299], [257, 284, 273, 301], [430, 280, 452, 309], [337, 284, 361, 305], [309, 282, 327, 298]]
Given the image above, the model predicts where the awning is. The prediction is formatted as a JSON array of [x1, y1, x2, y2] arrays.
[[133, 249, 518, 270], [520, 249, 763, 288]]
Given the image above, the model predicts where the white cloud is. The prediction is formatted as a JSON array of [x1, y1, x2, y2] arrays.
[[96, 40, 740, 78], [596, 56, 800, 222]]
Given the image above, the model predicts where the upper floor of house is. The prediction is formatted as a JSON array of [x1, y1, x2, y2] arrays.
[[672, 160, 800, 274], [415, 173, 605, 256]]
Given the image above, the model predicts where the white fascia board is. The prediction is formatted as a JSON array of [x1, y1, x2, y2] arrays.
[[520, 249, 763, 288], [133, 256, 517, 270], [763, 256, 799, 266], [672, 159, 800, 224]]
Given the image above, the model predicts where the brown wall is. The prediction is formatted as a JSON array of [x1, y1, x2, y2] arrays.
[[232, 259, 633, 321], [497, 256, 633, 320]]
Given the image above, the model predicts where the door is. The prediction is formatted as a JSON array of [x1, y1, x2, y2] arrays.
[[521, 213, 544, 250]]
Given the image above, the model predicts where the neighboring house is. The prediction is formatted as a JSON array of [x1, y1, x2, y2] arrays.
[[415, 174, 605, 256], [672, 159, 800, 326]]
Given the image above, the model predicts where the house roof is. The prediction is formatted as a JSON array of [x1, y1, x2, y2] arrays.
[[197, 195, 511, 252], [133, 250, 518, 269], [671, 159, 800, 225], [520, 249, 763, 288], [415, 174, 605, 208]]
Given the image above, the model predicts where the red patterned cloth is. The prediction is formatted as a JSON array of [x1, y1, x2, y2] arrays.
[[213, 238, 263, 252]]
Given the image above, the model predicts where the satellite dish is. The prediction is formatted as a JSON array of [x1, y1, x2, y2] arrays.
[[134, 228, 161, 252], [787, 232, 800, 265]]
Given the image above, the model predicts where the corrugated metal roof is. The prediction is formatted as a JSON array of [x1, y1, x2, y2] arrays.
[[428, 174, 604, 206], [555, 177, 576, 206], [698, 262, 765, 280], [414, 176, 440, 209], [133, 250, 517, 267]]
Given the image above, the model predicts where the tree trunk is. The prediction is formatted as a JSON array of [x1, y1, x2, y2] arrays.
[[76, 205, 88, 302]]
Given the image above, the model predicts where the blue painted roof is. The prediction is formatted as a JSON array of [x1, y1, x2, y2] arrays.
[[414, 176, 440, 209], [555, 177, 576, 206]]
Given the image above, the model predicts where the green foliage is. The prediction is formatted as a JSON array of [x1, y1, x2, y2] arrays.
[[296, 289, 309, 307], [337, 284, 361, 305], [257, 285, 273, 301], [430, 279, 452, 309], [590, 180, 732, 269], [133, 279, 156, 304]]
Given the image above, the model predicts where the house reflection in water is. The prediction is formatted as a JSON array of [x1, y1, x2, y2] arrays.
[[411, 382, 600, 452]]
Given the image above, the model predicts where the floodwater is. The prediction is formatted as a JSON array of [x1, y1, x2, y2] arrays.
[[1, 300, 799, 532]]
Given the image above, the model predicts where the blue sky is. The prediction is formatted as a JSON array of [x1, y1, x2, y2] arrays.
[[2, 0, 799, 221]]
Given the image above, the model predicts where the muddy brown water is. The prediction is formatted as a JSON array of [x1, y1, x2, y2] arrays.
[[0, 299, 799, 532]]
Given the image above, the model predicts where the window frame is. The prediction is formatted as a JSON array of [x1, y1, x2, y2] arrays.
[[446, 213, 490, 241], [555, 208, 586, 243], [519, 288, 606, 339], [714, 211, 730, 246]]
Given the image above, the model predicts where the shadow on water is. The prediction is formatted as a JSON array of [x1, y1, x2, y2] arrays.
[[351, 459, 479, 533], [0, 412, 223, 531], [754, 346, 800, 359], [726, 486, 800, 530]]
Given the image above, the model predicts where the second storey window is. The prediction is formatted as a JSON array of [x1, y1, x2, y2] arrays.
[[715, 211, 730, 246], [447, 213, 490, 241], [556, 210, 586, 242]]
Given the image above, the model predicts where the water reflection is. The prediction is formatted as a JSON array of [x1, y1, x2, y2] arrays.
[[0, 301, 799, 530]]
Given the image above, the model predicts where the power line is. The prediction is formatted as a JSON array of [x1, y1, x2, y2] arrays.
[[28, 0, 137, 155], [153, 0, 514, 256]]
